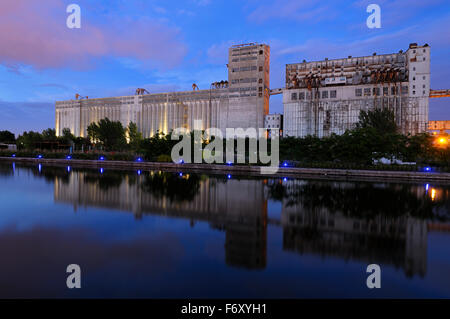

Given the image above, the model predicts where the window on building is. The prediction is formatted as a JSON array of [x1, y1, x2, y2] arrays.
[[322, 91, 328, 98], [383, 87, 388, 96], [391, 87, 396, 95], [364, 88, 371, 96], [330, 90, 337, 98], [259, 93, 262, 97], [413, 67, 416, 71], [355, 88, 362, 97], [423, 91, 426, 95], [299, 92, 305, 100], [413, 77, 415, 81], [423, 85, 425, 88], [373, 88, 380, 96], [423, 76, 426, 80], [258, 79, 263, 83], [413, 90, 416, 95], [401, 86, 408, 94], [259, 66, 263, 72], [259, 50, 263, 55], [413, 85, 415, 89], [291, 93, 297, 100]]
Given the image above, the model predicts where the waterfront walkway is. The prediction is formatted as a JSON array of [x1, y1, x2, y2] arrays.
[[1, 157, 450, 182]]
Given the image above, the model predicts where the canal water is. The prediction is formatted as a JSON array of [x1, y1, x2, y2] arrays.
[[0, 162, 449, 298]]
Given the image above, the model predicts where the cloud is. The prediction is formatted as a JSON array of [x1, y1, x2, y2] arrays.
[[0, 0, 187, 71]]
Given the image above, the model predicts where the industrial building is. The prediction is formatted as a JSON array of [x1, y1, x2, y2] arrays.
[[264, 113, 283, 137], [55, 43, 270, 138], [283, 43, 431, 137]]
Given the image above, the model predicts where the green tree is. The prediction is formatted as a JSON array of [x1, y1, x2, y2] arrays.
[[0, 130, 15, 143], [87, 118, 126, 151], [356, 108, 398, 134], [127, 122, 143, 150], [16, 131, 43, 150], [41, 128, 57, 140]]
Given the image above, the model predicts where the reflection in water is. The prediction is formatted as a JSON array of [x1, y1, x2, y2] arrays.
[[50, 165, 450, 275], [55, 169, 268, 270], [1, 162, 450, 298]]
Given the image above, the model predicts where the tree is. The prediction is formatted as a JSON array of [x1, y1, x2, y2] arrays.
[[127, 122, 143, 150], [0, 130, 15, 143], [42, 128, 57, 140], [356, 108, 398, 134], [16, 131, 43, 150], [87, 118, 126, 151]]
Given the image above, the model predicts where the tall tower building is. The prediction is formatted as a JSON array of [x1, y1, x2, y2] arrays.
[[227, 43, 270, 130]]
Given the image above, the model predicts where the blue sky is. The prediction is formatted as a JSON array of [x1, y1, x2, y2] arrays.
[[1, 0, 449, 135]]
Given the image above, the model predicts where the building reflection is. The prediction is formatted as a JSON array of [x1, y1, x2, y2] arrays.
[[54, 171, 267, 270], [52, 167, 449, 275]]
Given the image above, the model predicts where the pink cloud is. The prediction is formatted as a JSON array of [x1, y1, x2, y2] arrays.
[[0, 0, 187, 70]]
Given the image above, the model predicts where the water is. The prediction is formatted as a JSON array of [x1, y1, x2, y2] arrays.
[[0, 162, 449, 298]]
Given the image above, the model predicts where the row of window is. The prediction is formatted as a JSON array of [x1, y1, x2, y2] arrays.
[[231, 66, 263, 72], [291, 90, 337, 101], [231, 56, 258, 62], [231, 78, 258, 84]]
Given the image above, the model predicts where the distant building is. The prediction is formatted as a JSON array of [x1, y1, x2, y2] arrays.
[[428, 120, 450, 133], [56, 43, 270, 138], [283, 43, 430, 137], [264, 114, 283, 137], [0, 144, 17, 151]]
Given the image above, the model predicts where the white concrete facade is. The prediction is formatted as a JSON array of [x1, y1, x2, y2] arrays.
[[56, 43, 270, 138]]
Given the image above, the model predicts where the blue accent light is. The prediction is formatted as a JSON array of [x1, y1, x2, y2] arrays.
[[66, 155, 72, 160], [67, 166, 71, 173], [137, 170, 142, 175], [99, 156, 105, 161], [227, 174, 232, 179], [100, 168, 104, 174], [136, 157, 143, 162], [38, 164, 42, 173], [226, 161, 233, 166], [425, 184, 429, 192], [283, 177, 288, 182], [37, 154, 43, 159], [424, 167, 431, 172], [282, 161, 289, 167], [179, 172, 183, 177], [179, 159, 184, 164], [12, 154, 16, 157]]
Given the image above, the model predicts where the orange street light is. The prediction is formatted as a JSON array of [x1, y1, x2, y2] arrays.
[[437, 137, 448, 146]]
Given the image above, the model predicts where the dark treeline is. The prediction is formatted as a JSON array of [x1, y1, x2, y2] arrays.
[[1, 109, 449, 167]]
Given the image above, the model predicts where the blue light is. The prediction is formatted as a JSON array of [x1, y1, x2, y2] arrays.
[[425, 167, 431, 172], [179, 159, 184, 164], [11, 154, 16, 157], [100, 168, 104, 174], [67, 166, 71, 173], [99, 156, 105, 161], [283, 177, 288, 182], [37, 154, 43, 159], [38, 164, 42, 173], [136, 157, 143, 162], [137, 170, 142, 175], [179, 172, 183, 177], [282, 161, 289, 167], [227, 174, 232, 179], [66, 155, 72, 160], [226, 161, 233, 166], [425, 184, 429, 192]]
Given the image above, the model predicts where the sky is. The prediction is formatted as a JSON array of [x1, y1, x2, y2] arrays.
[[0, 0, 449, 135]]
